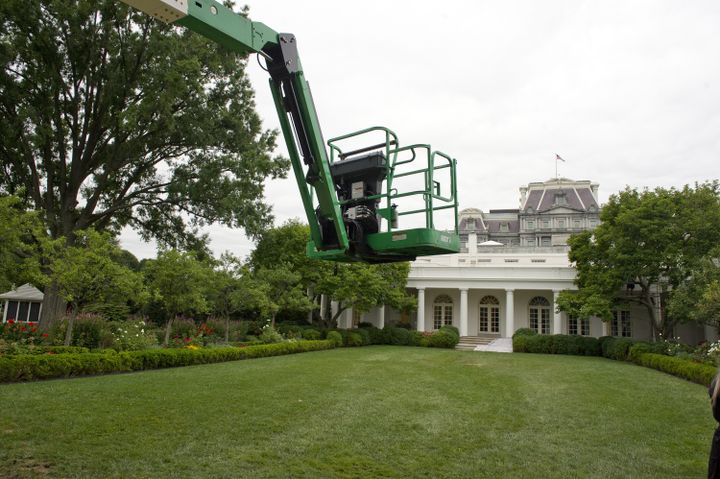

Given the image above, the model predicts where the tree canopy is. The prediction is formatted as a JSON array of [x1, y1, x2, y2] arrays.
[[144, 249, 211, 345], [250, 220, 415, 326], [557, 182, 720, 337], [48, 229, 146, 344], [0, 195, 45, 292]]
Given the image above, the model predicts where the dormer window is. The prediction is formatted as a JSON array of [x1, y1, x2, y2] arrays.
[[500, 223, 509, 232], [466, 219, 475, 230], [554, 193, 567, 206]]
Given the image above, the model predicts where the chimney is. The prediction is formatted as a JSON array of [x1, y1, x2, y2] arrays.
[[468, 232, 478, 254]]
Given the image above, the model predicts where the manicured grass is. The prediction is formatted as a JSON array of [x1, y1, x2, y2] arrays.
[[0, 346, 713, 478]]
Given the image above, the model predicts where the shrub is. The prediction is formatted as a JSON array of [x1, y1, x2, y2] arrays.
[[0, 344, 90, 356], [111, 320, 158, 351], [387, 327, 411, 346], [277, 323, 304, 338], [346, 332, 364, 347], [602, 337, 635, 361], [628, 341, 666, 363], [301, 329, 321, 340], [637, 353, 716, 386], [513, 334, 601, 356], [512, 334, 529, 352], [440, 325, 460, 337], [513, 328, 537, 338], [259, 323, 284, 344], [577, 336, 602, 356], [354, 328, 371, 346], [357, 322, 374, 328], [364, 326, 386, 345], [0, 320, 44, 346], [526, 335, 553, 354], [326, 331, 343, 347], [428, 329, 459, 348], [70, 313, 109, 349], [408, 331, 423, 346], [0, 340, 336, 383]]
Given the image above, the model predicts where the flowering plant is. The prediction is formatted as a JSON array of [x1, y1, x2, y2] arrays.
[[169, 322, 216, 347], [0, 320, 45, 344], [259, 321, 284, 344], [111, 320, 158, 351]]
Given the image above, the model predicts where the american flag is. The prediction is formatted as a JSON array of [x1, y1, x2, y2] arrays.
[[555, 154, 566, 162]]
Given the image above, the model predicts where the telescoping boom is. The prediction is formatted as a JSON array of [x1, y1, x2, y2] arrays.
[[121, 0, 460, 263]]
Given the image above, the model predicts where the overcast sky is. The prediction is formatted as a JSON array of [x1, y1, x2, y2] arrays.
[[120, 0, 720, 259]]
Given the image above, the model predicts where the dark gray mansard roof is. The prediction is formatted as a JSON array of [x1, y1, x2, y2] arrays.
[[485, 220, 519, 233], [525, 187, 598, 212], [459, 217, 486, 232]]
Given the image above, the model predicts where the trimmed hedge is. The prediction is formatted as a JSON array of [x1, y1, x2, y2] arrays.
[[636, 353, 715, 386], [1, 345, 91, 356], [512, 334, 600, 356], [0, 340, 335, 383]]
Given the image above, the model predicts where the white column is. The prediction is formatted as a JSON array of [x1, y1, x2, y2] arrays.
[[417, 288, 426, 332], [2, 300, 7, 323], [460, 288, 468, 337], [602, 319, 610, 336], [378, 305, 385, 329], [505, 289, 515, 337], [553, 290, 562, 334]]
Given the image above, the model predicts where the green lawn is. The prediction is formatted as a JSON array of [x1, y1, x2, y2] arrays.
[[0, 346, 713, 478]]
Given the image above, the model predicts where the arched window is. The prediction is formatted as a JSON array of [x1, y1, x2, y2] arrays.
[[433, 294, 453, 330], [478, 295, 500, 333], [529, 296, 551, 334]]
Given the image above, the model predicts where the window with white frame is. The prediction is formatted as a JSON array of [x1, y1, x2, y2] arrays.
[[568, 315, 590, 336], [433, 295, 453, 330], [478, 295, 500, 333], [529, 296, 551, 334], [4, 300, 41, 323], [611, 310, 632, 337]]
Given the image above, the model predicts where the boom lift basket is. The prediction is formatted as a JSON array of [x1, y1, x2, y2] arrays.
[[308, 127, 460, 263]]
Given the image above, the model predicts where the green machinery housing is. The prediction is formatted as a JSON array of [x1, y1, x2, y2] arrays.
[[121, 0, 460, 263]]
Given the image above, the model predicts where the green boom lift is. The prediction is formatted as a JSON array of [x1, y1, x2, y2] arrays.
[[121, 0, 460, 263]]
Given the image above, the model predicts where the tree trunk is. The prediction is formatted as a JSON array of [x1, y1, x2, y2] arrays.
[[224, 315, 230, 344], [63, 307, 77, 346], [163, 315, 175, 347], [40, 281, 67, 331], [330, 302, 345, 328]]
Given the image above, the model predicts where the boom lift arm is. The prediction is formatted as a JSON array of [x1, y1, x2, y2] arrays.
[[121, 0, 460, 263]]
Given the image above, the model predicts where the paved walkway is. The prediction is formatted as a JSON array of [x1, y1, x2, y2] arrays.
[[474, 337, 513, 353]]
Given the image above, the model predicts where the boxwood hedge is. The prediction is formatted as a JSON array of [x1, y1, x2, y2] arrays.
[[0, 340, 335, 383]]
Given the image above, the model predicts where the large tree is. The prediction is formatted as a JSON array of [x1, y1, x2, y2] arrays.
[[0, 0, 288, 325], [557, 183, 720, 338]]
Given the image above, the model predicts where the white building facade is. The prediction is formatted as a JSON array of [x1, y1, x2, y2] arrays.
[[353, 178, 711, 345]]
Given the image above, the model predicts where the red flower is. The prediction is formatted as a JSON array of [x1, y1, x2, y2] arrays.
[[7, 319, 14, 324], [42, 333, 49, 338]]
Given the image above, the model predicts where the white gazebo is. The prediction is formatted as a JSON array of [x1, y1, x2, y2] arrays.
[[1, 283, 44, 323]]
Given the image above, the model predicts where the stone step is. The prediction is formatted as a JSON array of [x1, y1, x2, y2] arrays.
[[455, 335, 498, 350]]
